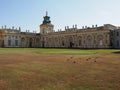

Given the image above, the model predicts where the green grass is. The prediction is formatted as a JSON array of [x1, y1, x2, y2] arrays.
[[0, 48, 119, 55]]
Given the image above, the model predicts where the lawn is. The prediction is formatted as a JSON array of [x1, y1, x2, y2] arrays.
[[0, 48, 119, 55], [0, 48, 120, 90]]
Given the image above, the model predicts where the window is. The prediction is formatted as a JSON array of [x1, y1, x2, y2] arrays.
[[8, 40, 11, 46], [15, 40, 18, 46]]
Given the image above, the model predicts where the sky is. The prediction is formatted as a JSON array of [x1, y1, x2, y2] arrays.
[[0, 0, 120, 32]]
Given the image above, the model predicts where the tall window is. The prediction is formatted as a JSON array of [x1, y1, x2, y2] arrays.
[[8, 40, 11, 46], [15, 40, 18, 46]]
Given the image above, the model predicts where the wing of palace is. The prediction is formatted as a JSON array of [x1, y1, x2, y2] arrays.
[[0, 12, 120, 48]]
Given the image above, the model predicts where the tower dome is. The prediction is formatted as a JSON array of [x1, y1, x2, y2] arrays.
[[40, 12, 54, 34]]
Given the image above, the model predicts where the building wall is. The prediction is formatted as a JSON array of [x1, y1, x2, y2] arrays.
[[0, 13, 119, 49], [40, 27, 111, 48]]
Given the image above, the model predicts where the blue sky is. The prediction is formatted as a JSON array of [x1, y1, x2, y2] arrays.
[[0, 0, 120, 32]]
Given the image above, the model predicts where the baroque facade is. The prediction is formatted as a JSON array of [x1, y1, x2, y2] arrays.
[[0, 12, 120, 48]]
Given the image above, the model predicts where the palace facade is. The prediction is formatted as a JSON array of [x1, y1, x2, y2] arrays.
[[0, 12, 120, 48]]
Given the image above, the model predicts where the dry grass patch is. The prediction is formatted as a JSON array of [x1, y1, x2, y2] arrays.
[[0, 48, 120, 90]]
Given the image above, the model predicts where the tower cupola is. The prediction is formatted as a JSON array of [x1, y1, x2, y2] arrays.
[[43, 11, 51, 24], [40, 12, 54, 34]]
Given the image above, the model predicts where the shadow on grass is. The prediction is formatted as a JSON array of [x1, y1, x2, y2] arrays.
[[113, 51, 120, 54]]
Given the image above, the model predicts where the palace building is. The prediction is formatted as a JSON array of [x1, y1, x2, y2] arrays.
[[0, 12, 120, 48]]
